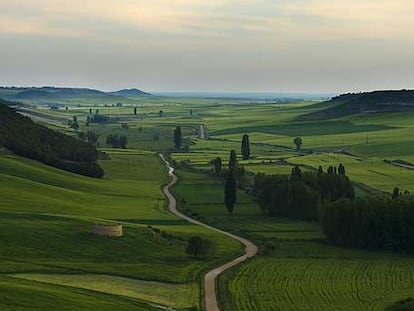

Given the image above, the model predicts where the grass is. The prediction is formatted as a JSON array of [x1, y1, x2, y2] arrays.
[[10, 274, 198, 309], [4, 92, 414, 310], [0, 276, 158, 311], [0, 152, 242, 309]]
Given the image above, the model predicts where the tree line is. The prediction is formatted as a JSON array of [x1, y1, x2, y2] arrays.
[[0, 103, 104, 178], [322, 195, 414, 252], [253, 166, 354, 220]]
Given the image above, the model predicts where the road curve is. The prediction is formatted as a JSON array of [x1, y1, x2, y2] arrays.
[[159, 154, 258, 311]]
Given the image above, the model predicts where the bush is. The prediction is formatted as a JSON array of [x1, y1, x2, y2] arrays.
[[185, 236, 216, 259], [260, 240, 279, 256]]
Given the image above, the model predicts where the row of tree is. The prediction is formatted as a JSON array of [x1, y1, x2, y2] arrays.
[[0, 103, 103, 178], [322, 196, 414, 252], [253, 166, 354, 220]]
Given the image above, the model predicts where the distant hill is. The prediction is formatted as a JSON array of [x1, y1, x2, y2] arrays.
[[15, 89, 55, 99], [302, 90, 414, 120], [0, 99, 103, 178], [109, 88, 151, 97], [0, 86, 150, 101]]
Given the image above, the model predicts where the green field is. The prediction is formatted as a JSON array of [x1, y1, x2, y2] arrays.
[[2, 91, 414, 310], [174, 168, 414, 311], [0, 152, 242, 310]]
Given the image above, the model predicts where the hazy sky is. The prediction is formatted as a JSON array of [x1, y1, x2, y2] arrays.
[[1, 0, 414, 93]]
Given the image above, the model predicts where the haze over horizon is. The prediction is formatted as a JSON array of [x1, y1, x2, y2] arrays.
[[1, 0, 413, 93]]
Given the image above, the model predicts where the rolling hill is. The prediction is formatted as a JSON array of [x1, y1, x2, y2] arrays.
[[302, 90, 414, 120], [108, 88, 151, 97], [0, 86, 151, 102]]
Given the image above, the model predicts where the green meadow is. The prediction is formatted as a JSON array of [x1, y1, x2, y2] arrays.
[[2, 90, 414, 310], [0, 152, 242, 310]]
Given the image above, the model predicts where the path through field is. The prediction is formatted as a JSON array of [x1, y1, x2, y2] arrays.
[[160, 154, 258, 311]]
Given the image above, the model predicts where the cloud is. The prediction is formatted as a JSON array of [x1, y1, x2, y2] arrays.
[[1, 0, 413, 42]]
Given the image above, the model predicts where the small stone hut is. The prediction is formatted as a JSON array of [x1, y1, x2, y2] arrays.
[[93, 224, 123, 237]]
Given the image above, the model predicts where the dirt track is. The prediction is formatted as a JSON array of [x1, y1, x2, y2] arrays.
[[160, 154, 258, 311]]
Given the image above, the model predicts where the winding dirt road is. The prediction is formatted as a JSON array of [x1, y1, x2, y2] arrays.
[[159, 154, 258, 311]]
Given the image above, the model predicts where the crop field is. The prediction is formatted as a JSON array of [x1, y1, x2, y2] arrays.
[[3, 92, 414, 310], [175, 168, 414, 311], [222, 256, 414, 311]]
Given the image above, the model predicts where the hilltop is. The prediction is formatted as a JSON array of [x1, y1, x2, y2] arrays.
[[0, 86, 151, 102], [302, 90, 414, 120], [108, 88, 151, 97]]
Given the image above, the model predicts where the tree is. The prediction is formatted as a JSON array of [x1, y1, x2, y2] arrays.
[[70, 115, 79, 130], [78, 132, 87, 141], [241, 134, 250, 160], [318, 166, 323, 175], [229, 149, 237, 173], [173, 126, 182, 150], [119, 135, 128, 149], [293, 137, 302, 151], [86, 131, 99, 145], [185, 236, 215, 259], [106, 134, 127, 149], [212, 157, 222, 176], [392, 186, 400, 199], [338, 163, 346, 175], [134, 107, 137, 115], [291, 165, 302, 179], [224, 175, 237, 214]]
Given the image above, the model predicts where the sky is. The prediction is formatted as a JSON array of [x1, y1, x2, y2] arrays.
[[0, 0, 414, 93]]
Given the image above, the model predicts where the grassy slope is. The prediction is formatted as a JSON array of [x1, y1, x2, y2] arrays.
[[0, 152, 241, 309], [0, 276, 158, 311]]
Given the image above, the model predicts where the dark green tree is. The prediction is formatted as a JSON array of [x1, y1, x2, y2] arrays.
[[119, 135, 128, 149], [134, 107, 137, 115], [338, 163, 346, 175], [241, 134, 250, 160], [392, 186, 400, 199], [293, 137, 302, 151], [106, 134, 127, 149], [318, 165, 323, 175], [185, 236, 215, 259], [213, 157, 222, 176], [291, 165, 302, 180], [229, 149, 237, 173], [174, 126, 182, 149], [78, 132, 87, 141], [86, 131, 99, 145], [224, 175, 237, 214]]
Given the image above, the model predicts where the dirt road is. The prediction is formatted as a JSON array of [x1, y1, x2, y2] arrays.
[[160, 154, 258, 311]]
